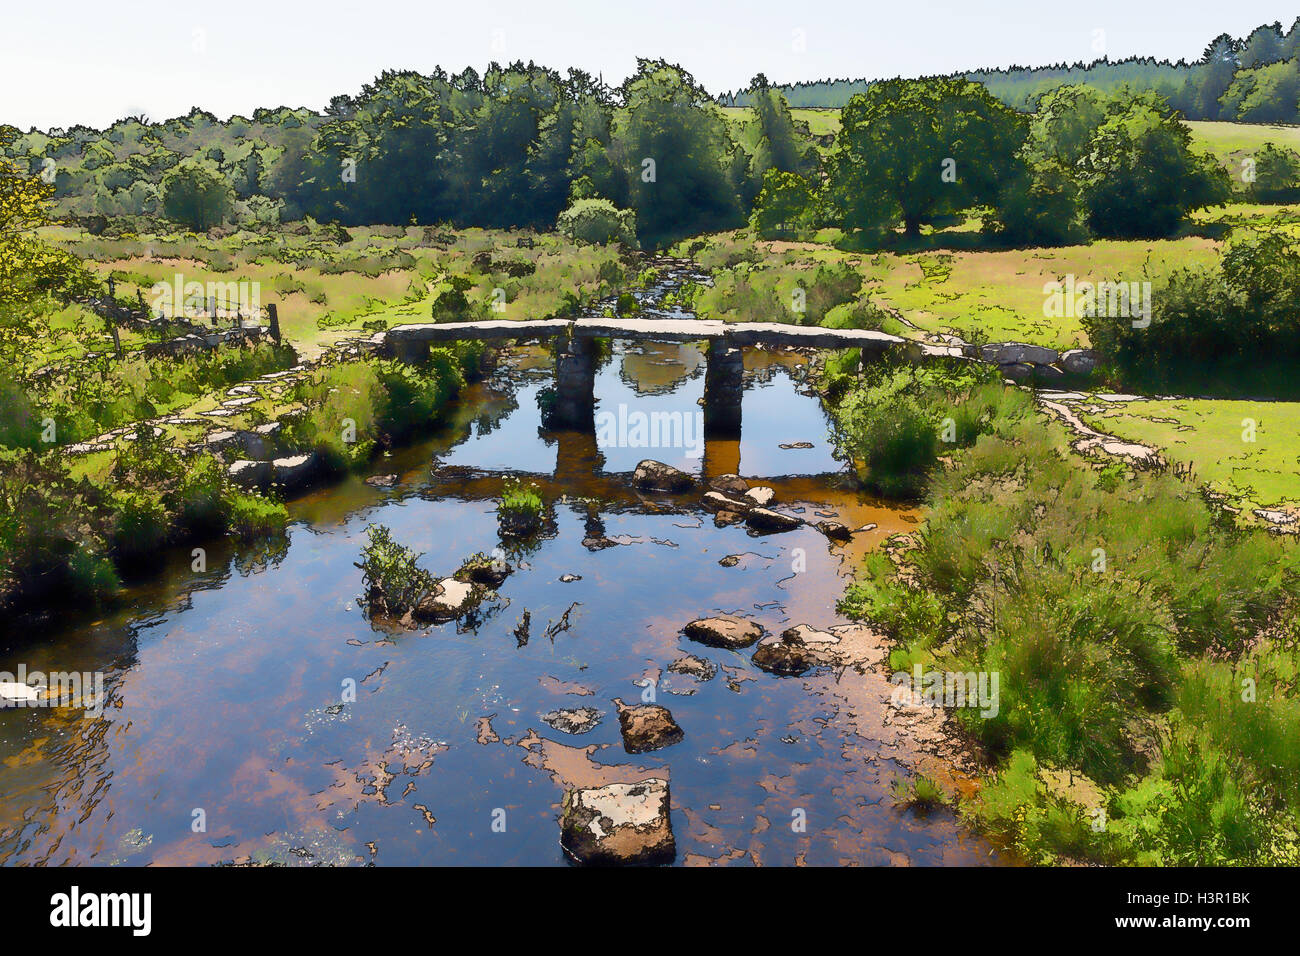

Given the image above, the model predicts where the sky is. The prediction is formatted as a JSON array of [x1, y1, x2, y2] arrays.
[[3, 0, 1297, 129]]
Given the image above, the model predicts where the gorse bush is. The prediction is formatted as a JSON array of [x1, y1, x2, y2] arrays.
[[833, 361, 1016, 498], [0, 426, 287, 609], [14, 341, 298, 448]]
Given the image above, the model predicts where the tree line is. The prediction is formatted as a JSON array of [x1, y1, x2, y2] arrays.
[[3, 53, 1298, 250], [726, 18, 1300, 123]]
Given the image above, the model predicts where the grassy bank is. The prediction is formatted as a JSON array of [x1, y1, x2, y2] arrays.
[[828, 362, 1300, 864]]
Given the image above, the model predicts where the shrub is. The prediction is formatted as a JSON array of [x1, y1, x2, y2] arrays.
[[556, 199, 638, 247], [497, 478, 544, 536], [356, 524, 435, 615]]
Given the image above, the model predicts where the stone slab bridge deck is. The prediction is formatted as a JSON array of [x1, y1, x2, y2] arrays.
[[369, 317, 963, 434]]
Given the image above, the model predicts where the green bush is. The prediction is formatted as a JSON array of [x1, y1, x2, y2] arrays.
[[556, 198, 638, 247], [497, 478, 544, 536], [356, 524, 435, 615]]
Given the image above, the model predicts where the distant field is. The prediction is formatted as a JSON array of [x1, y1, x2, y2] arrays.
[[680, 230, 1221, 350], [723, 108, 1300, 171], [1187, 120, 1300, 173]]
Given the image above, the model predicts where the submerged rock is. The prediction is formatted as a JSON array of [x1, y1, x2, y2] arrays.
[[540, 707, 603, 735], [752, 624, 843, 676], [683, 614, 763, 649], [365, 473, 399, 488], [667, 654, 717, 681], [632, 459, 694, 493], [613, 698, 684, 753], [560, 778, 675, 866], [815, 520, 853, 542], [745, 507, 803, 533]]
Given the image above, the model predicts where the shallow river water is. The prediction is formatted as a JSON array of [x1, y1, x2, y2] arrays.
[[0, 328, 1000, 866]]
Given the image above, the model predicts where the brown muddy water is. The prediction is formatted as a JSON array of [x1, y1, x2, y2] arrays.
[[0, 337, 1000, 866]]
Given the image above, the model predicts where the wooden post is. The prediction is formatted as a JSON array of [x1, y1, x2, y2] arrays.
[[267, 303, 281, 344]]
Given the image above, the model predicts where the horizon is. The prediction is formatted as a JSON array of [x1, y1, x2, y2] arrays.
[[3, 0, 1297, 130]]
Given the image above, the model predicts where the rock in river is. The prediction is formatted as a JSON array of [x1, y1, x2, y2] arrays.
[[613, 698, 684, 753], [752, 624, 843, 676], [632, 459, 694, 493], [560, 778, 675, 866], [702, 490, 750, 513], [413, 578, 487, 623], [683, 614, 764, 649], [708, 474, 749, 496], [815, 520, 853, 542], [745, 507, 803, 533]]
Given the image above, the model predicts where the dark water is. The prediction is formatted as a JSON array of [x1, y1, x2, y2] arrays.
[[0, 328, 998, 866]]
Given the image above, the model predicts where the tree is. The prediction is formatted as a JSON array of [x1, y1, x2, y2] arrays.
[[1219, 59, 1300, 124], [737, 76, 818, 208], [160, 158, 233, 230], [828, 77, 1025, 237], [749, 168, 816, 238], [1239, 23, 1286, 69], [607, 60, 742, 248], [1078, 92, 1229, 238], [1195, 34, 1241, 120]]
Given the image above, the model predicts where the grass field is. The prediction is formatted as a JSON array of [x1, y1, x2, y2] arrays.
[[1186, 120, 1300, 174], [36, 225, 626, 360], [1076, 396, 1300, 511], [679, 230, 1222, 349]]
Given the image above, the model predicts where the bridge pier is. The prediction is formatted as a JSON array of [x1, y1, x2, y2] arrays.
[[702, 341, 743, 438], [551, 332, 596, 431]]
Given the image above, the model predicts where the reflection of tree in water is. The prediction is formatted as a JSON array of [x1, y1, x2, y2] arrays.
[[233, 532, 290, 577], [618, 341, 705, 396]]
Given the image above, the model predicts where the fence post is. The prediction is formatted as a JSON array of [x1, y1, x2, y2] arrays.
[[267, 303, 281, 344]]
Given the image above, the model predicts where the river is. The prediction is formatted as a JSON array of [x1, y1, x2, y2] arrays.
[[0, 269, 999, 866]]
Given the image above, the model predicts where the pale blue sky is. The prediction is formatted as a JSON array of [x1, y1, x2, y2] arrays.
[[3, 1, 1296, 129]]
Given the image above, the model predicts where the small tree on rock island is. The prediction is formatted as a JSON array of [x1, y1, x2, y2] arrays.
[[160, 159, 234, 231], [828, 77, 1025, 238]]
